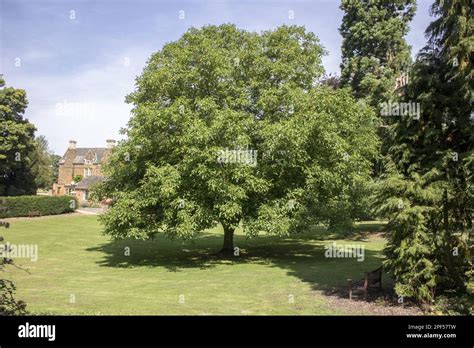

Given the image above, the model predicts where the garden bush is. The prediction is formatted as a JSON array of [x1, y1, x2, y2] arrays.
[[0, 196, 77, 218]]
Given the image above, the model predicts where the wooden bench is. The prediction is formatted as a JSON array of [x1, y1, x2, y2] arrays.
[[28, 211, 41, 217], [347, 266, 382, 300]]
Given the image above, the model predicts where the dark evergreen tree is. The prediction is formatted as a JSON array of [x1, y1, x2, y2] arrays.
[[339, 0, 417, 108], [374, 0, 473, 303]]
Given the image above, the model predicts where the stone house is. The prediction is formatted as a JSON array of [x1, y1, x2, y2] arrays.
[[52, 139, 115, 203]]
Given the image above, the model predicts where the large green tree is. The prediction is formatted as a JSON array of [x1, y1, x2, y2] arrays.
[[0, 76, 36, 196], [374, 0, 473, 303], [95, 24, 379, 254], [339, 0, 417, 108]]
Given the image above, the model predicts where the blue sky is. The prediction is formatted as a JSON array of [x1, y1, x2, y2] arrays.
[[1, 0, 434, 154]]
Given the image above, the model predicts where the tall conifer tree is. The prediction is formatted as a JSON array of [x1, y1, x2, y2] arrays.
[[374, 0, 472, 303], [339, 0, 417, 108]]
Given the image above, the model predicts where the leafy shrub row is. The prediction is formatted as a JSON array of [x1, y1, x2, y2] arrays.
[[0, 196, 77, 218]]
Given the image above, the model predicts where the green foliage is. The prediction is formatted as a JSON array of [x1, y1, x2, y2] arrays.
[[95, 24, 379, 251], [0, 279, 27, 315], [50, 154, 61, 186], [374, 164, 438, 302], [0, 196, 77, 218], [374, 163, 471, 303], [0, 76, 37, 196], [433, 294, 472, 315], [426, 0, 473, 100], [339, 0, 416, 107], [374, 0, 473, 303], [72, 174, 83, 184], [30, 135, 56, 190], [0, 199, 27, 315]]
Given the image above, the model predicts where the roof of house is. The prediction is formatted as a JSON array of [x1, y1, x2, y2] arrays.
[[60, 148, 108, 164], [75, 176, 105, 190]]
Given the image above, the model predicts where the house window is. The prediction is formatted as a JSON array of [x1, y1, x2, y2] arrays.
[[84, 168, 92, 177]]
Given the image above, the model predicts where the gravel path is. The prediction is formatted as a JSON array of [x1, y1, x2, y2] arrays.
[[321, 288, 425, 315]]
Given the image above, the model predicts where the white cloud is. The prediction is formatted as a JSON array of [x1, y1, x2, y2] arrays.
[[8, 47, 153, 154]]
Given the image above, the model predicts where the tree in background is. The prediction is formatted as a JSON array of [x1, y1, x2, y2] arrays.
[[31, 135, 56, 190], [339, 0, 416, 108], [94, 24, 379, 254], [374, 0, 472, 304], [0, 76, 36, 196], [50, 154, 61, 187]]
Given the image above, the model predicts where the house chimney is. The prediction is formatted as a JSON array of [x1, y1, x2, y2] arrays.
[[106, 139, 116, 148], [68, 140, 77, 150]]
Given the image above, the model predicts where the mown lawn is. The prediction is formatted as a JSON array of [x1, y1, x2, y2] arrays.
[[2, 215, 388, 315]]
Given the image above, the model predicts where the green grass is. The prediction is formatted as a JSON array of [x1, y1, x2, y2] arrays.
[[2, 215, 388, 315]]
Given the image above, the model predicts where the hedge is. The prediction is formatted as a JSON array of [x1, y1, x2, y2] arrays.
[[0, 196, 78, 218]]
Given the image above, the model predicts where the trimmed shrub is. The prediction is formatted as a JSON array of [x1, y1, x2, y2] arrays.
[[0, 196, 78, 218]]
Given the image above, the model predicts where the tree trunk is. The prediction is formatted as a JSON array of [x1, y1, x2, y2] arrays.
[[221, 225, 235, 255]]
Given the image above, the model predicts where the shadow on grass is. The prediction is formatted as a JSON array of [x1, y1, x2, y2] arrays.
[[86, 222, 386, 294]]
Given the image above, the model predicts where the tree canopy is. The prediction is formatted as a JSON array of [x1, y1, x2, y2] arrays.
[[339, 0, 417, 107], [0, 76, 36, 196], [95, 24, 379, 253], [374, 0, 473, 303]]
